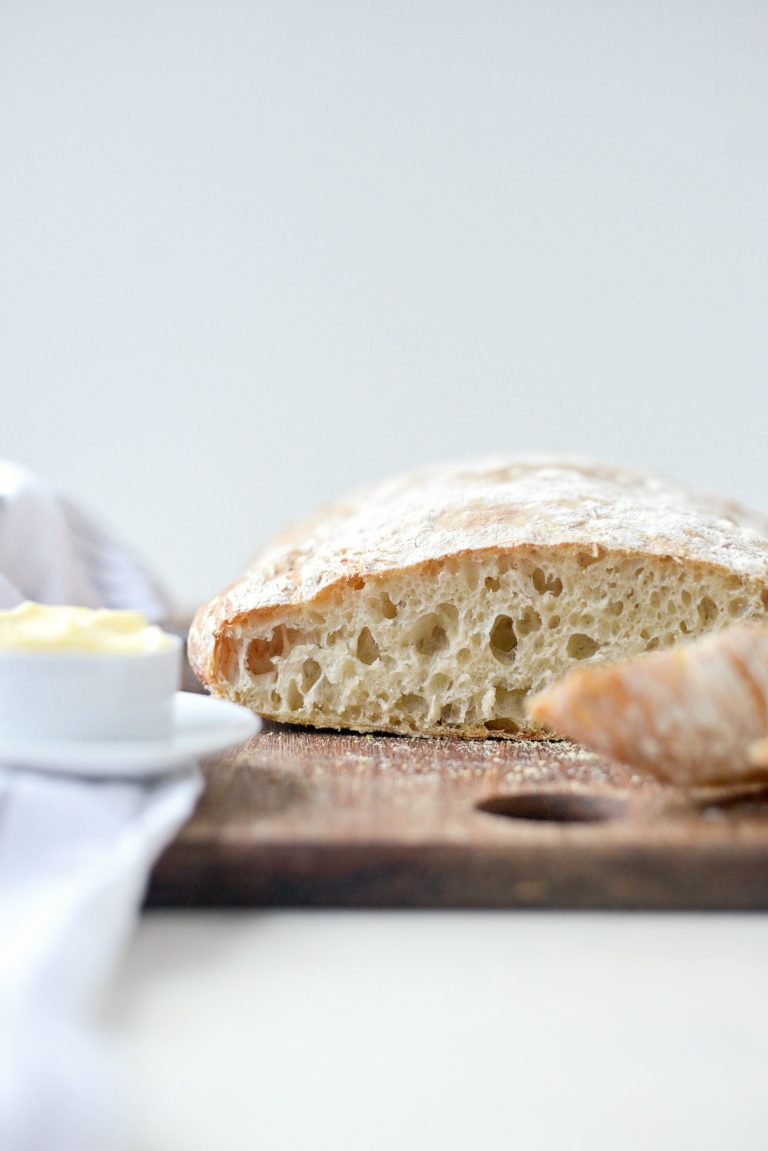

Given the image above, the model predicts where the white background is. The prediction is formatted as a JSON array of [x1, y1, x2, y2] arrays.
[[2, 1, 767, 608]]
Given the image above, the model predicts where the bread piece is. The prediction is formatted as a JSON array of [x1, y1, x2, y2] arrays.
[[188, 458, 768, 738], [749, 737, 768, 768], [528, 624, 768, 786]]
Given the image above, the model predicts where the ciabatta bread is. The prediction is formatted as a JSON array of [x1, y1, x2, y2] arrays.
[[528, 624, 768, 786], [188, 459, 768, 737]]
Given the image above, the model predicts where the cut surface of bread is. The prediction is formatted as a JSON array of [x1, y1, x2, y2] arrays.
[[528, 624, 768, 786], [188, 459, 768, 737]]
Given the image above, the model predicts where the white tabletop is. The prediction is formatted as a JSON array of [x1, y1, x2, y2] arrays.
[[106, 911, 768, 1150]]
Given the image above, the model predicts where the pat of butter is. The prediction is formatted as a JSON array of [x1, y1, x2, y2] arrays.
[[0, 602, 175, 654]]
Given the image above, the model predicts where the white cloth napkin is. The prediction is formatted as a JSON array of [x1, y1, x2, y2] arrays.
[[0, 768, 202, 1151], [0, 460, 201, 1150], [0, 460, 170, 618]]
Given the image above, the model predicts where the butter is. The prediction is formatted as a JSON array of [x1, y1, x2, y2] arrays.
[[0, 602, 175, 654]]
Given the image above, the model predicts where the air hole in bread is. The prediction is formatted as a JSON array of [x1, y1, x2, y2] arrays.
[[302, 659, 321, 691], [607, 600, 624, 616], [246, 630, 284, 676], [567, 633, 599, 660], [485, 718, 520, 733], [396, 693, 427, 719], [378, 592, 398, 619], [532, 568, 563, 597], [516, 606, 541, 637], [490, 615, 518, 663], [414, 614, 449, 656], [698, 596, 718, 626], [494, 686, 527, 719], [485, 575, 500, 591], [286, 681, 303, 710], [645, 637, 660, 651], [356, 626, 380, 665], [437, 602, 459, 627], [217, 636, 240, 682], [578, 549, 604, 568]]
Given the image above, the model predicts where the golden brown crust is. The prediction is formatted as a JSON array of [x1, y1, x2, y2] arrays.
[[246, 708, 557, 741]]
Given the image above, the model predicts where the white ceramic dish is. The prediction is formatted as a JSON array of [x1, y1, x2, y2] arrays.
[[0, 637, 184, 741], [0, 691, 260, 778]]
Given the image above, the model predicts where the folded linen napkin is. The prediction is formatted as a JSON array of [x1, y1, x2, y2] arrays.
[[0, 460, 201, 1150]]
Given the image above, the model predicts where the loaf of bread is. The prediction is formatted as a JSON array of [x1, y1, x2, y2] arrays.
[[188, 459, 768, 737], [528, 624, 768, 786]]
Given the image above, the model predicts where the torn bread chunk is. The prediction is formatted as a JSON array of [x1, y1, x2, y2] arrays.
[[749, 737, 768, 768], [528, 624, 768, 786], [188, 458, 768, 738]]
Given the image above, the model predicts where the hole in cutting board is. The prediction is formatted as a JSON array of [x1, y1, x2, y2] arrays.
[[476, 791, 627, 823]]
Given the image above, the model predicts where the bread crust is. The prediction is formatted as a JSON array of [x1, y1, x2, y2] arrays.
[[189, 458, 768, 708], [528, 623, 768, 785]]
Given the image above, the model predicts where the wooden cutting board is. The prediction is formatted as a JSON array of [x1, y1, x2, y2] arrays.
[[149, 719, 768, 910]]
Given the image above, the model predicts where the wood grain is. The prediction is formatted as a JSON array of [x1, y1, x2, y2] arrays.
[[148, 722, 768, 909]]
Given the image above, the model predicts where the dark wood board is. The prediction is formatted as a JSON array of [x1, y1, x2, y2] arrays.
[[148, 721, 768, 910]]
